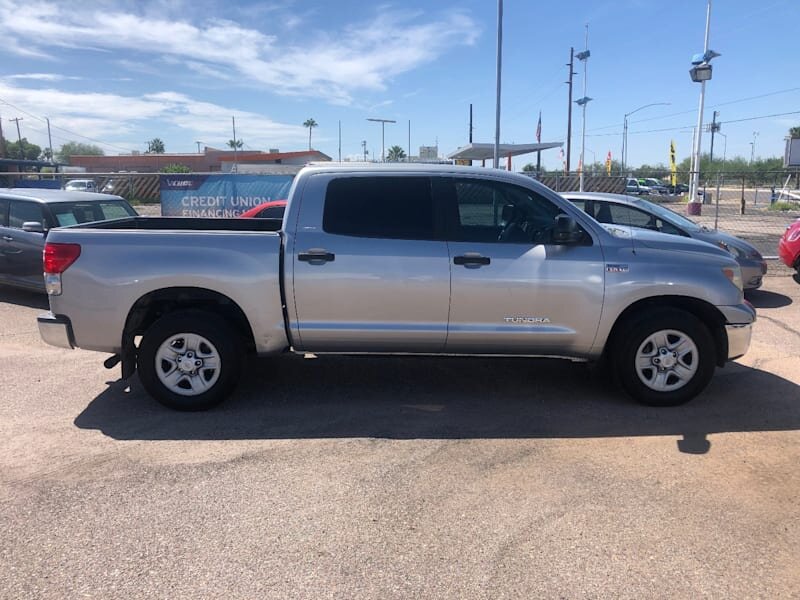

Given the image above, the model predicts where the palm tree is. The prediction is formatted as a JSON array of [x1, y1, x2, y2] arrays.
[[227, 139, 243, 150], [386, 145, 406, 162], [303, 118, 318, 150]]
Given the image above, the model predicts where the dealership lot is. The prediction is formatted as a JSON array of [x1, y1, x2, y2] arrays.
[[1, 278, 799, 598]]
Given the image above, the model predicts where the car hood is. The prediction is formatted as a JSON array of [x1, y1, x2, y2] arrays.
[[689, 228, 760, 255], [601, 224, 732, 259]]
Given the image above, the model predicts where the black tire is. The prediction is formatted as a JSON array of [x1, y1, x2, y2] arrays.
[[614, 308, 716, 407], [138, 310, 243, 411]]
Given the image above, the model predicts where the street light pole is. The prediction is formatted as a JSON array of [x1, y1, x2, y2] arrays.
[[689, 0, 713, 207], [750, 131, 759, 164], [366, 118, 396, 162], [622, 102, 671, 174]]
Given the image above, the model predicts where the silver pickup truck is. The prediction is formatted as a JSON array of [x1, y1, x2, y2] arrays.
[[38, 164, 755, 410]]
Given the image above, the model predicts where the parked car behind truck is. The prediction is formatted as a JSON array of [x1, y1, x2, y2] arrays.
[[38, 164, 755, 410], [0, 188, 138, 292]]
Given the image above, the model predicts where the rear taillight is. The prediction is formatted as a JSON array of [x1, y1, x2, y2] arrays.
[[44, 243, 81, 274]]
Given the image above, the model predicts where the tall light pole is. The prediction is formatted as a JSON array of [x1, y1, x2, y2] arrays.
[[688, 0, 719, 212], [750, 131, 759, 164], [575, 24, 591, 191], [366, 118, 396, 162], [493, 0, 503, 169], [622, 102, 671, 174]]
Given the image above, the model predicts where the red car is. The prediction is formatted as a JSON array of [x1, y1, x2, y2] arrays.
[[778, 219, 800, 274], [239, 200, 287, 219]]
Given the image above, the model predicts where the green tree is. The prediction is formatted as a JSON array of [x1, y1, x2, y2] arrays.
[[55, 141, 104, 163], [6, 138, 42, 161], [160, 163, 192, 173], [303, 118, 318, 150], [386, 145, 406, 162], [789, 126, 800, 138], [146, 138, 165, 154], [227, 139, 243, 150]]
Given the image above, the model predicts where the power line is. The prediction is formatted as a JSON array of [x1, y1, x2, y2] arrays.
[[0, 95, 137, 153]]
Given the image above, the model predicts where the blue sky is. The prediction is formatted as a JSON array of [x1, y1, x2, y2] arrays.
[[0, 0, 797, 170]]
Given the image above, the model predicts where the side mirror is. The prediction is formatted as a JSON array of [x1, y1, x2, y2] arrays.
[[553, 214, 583, 244], [22, 221, 45, 234]]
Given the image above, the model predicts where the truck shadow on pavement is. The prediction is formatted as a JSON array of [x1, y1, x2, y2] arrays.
[[0, 287, 49, 310], [74, 354, 800, 454]]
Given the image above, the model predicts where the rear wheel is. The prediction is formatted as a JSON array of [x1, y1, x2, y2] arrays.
[[614, 308, 716, 407], [138, 310, 243, 410]]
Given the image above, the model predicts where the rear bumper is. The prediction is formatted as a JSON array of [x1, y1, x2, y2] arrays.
[[726, 324, 752, 360], [37, 312, 74, 349]]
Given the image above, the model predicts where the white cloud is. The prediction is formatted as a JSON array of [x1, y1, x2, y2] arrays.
[[0, 81, 308, 152], [5, 73, 83, 81], [0, 0, 479, 104]]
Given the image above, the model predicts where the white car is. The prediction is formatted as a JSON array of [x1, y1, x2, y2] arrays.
[[64, 179, 98, 193]]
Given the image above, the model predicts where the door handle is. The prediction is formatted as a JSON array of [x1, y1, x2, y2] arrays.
[[2, 236, 13, 242], [298, 250, 335, 263], [454, 255, 490, 266]]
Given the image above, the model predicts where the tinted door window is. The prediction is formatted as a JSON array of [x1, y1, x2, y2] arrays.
[[607, 204, 655, 229], [8, 201, 45, 229], [0, 198, 8, 226], [444, 178, 565, 244], [322, 177, 435, 240], [49, 201, 137, 226]]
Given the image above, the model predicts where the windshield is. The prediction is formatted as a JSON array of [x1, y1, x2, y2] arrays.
[[50, 200, 137, 227], [631, 197, 701, 231]]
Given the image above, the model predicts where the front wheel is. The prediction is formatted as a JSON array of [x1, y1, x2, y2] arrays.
[[138, 310, 243, 411], [614, 308, 716, 407]]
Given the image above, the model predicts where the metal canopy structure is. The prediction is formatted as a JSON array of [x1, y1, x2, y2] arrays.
[[447, 142, 562, 161]]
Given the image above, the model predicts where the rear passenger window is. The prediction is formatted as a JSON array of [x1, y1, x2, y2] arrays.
[[323, 177, 435, 240], [0, 198, 8, 227], [9, 201, 44, 229]]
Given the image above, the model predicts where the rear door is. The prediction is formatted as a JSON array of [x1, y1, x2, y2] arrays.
[[288, 173, 451, 352], [437, 176, 605, 356]]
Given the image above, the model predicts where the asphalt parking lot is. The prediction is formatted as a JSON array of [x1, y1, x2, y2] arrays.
[[1, 277, 799, 598]]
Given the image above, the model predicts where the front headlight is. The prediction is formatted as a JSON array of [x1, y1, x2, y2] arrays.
[[722, 265, 743, 292]]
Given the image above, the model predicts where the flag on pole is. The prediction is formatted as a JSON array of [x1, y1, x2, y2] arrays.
[[605, 151, 612, 176], [669, 140, 677, 187], [536, 111, 542, 143]]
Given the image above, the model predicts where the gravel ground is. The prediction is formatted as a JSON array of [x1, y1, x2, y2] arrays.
[[1, 273, 798, 598]]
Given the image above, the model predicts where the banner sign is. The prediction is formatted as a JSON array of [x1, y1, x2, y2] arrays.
[[160, 174, 294, 217]]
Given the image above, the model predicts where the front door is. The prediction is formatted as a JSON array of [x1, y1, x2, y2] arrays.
[[1, 199, 47, 289], [435, 176, 605, 356], [289, 174, 451, 353]]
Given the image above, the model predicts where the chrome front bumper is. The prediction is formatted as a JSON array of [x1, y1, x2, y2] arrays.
[[37, 312, 74, 349], [726, 323, 752, 360]]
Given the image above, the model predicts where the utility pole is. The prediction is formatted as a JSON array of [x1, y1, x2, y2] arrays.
[[407, 120, 411, 162], [0, 115, 6, 158], [46, 117, 54, 163], [231, 116, 238, 172], [10, 117, 23, 158], [708, 110, 719, 164], [338, 121, 341, 162], [565, 47, 575, 172], [469, 103, 473, 143], [493, 0, 503, 169], [361, 140, 368, 161]]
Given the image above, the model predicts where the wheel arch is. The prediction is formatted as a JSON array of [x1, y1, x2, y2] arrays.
[[123, 287, 256, 355], [605, 295, 728, 367]]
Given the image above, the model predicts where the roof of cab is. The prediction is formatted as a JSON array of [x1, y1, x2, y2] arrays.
[[0, 188, 124, 204]]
